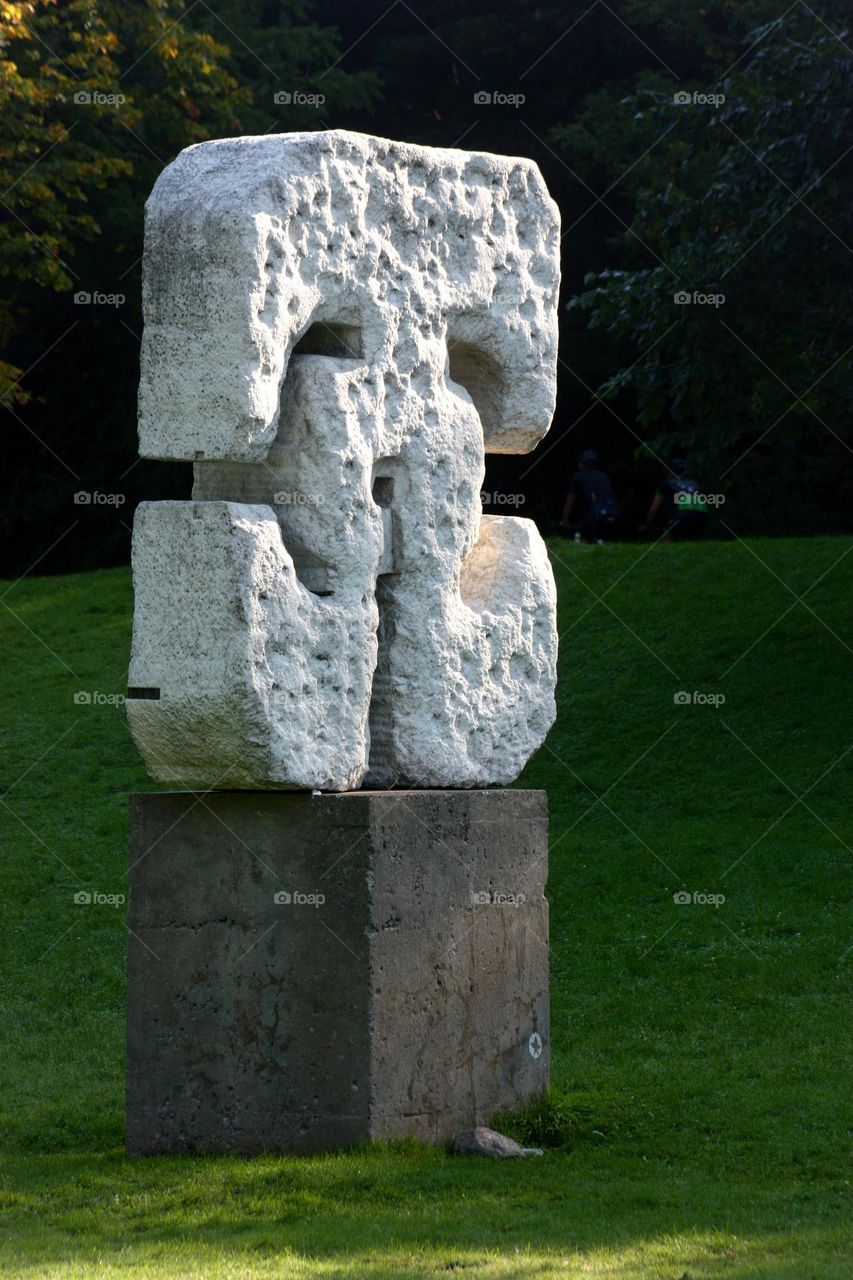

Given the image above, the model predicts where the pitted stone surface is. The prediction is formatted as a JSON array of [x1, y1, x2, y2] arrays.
[[128, 130, 560, 790], [139, 129, 559, 461]]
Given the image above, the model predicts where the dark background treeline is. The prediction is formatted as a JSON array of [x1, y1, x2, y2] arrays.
[[1, 0, 851, 576]]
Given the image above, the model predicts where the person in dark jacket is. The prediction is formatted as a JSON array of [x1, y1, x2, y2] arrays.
[[560, 450, 619, 543], [645, 458, 708, 541]]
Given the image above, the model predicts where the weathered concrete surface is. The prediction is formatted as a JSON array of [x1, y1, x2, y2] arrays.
[[126, 789, 549, 1155]]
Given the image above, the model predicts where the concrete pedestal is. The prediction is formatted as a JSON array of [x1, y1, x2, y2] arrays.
[[126, 789, 549, 1155]]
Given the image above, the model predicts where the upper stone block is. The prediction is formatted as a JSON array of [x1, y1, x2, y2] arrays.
[[138, 129, 560, 462], [129, 130, 560, 790]]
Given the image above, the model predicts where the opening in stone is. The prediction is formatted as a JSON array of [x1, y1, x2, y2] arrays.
[[372, 475, 394, 508], [366, 461, 403, 786], [293, 322, 362, 359], [446, 338, 506, 442]]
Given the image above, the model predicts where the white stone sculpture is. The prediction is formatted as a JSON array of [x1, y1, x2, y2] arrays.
[[127, 130, 559, 790]]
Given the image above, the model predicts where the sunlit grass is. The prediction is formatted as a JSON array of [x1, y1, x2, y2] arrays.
[[0, 538, 850, 1277]]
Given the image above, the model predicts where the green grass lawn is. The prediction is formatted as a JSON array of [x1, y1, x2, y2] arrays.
[[1, 536, 851, 1278]]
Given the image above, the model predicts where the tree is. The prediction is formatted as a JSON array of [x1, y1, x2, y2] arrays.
[[563, 6, 853, 531], [0, 0, 378, 574], [0, 0, 245, 398]]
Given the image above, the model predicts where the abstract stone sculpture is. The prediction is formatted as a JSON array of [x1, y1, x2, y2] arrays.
[[127, 130, 560, 790]]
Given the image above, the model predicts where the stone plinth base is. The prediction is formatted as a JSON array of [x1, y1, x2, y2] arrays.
[[126, 789, 549, 1155]]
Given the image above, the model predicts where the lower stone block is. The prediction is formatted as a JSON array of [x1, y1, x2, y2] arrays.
[[126, 789, 549, 1155]]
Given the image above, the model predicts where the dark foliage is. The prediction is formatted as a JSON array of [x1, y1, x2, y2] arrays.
[[1, 0, 850, 575]]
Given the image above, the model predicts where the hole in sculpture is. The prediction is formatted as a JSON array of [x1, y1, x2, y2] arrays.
[[372, 475, 394, 508], [446, 338, 505, 442], [370, 461, 400, 577], [367, 461, 403, 785], [293, 322, 362, 359], [192, 319, 365, 602], [270, 320, 363, 597]]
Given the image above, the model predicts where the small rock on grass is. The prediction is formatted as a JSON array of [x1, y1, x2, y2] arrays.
[[452, 1126, 544, 1158]]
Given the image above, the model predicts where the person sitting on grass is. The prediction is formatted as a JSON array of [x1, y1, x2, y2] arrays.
[[645, 457, 708, 541], [560, 449, 619, 544]]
